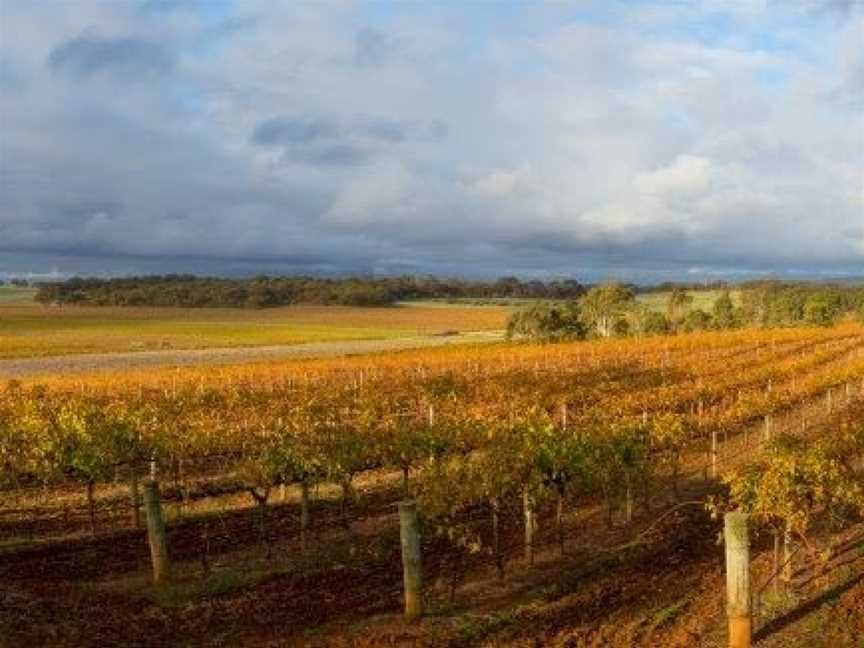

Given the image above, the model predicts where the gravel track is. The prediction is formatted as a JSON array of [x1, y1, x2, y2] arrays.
[[0, 331, 504, 379]]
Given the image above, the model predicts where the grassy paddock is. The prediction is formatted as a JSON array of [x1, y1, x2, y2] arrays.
[[0, 287, 37, 304], [412, 290, 736, 312], [0, 295, 509, 359], [636, 289, 740, 313]]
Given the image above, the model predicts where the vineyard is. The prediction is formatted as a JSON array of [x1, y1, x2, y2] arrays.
[[2, 324, 864, 646]]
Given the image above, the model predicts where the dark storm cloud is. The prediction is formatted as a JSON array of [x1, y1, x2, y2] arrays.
[[251, 114, 426, 148], [352, 115, 405, 142], [251, 116, 340, 146], [47, 33, 174, 79], [286, 143, 372, 166], [354, 27, 396, 67], [251, 114, 445, 167]]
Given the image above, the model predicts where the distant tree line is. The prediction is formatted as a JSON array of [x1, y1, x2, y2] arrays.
[[507, 281, 864, 341], [0, 279, 31, 287], [34, 274, 587, 308]]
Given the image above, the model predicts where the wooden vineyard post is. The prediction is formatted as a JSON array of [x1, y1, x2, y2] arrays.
[[782, 522, 793, 585], [711, 429, 718, 479], [491, 497, 504, 578], [129, 463, 141, 529], [827, 389, 833, 414], [523, 488, 536, 566], [398, 500, 423, 621], [143, 480, 171, 585], [86, 481, 97, 538], [724, 512, 752, 648], [763, 415, 772, 443], [300, 480, 310, 553], [622, 471, 634, 525]]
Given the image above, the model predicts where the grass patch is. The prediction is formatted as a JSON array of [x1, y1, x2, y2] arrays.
[[757, 588, 799, 620], [454, 609, 521, 644], [0, 287, 37, 304], [636, 289, 742, 313], [548, 553, 621, 598], [143, 565, 279, 607], [0, 536, 46, 552], [650, 599, 687, 627]]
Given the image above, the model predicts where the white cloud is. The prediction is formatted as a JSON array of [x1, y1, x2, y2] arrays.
[[635, 155, 713, 199]]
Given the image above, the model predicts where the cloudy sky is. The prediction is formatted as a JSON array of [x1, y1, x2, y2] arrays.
[[0, 0, 862, 282]]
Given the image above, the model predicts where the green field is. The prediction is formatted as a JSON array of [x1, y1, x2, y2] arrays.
[[413, 290, 737, 311], [636, 289, 739, 313], [0, 287, 37, 304]]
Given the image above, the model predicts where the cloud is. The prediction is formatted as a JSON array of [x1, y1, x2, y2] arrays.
[[354, 26, 397, 67], [635, 156, 713, 199], [352, 114, 406, 142], [252, 116, 340, 146], [250, 113, 447, 167], [47, 32, 174, 79], [0, 1, 861, 281], [805, 0, 860, 18], [287, 143, 372, 166]]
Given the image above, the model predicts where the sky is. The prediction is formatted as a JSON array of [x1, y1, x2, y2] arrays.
[[0, 0, 862, 283]]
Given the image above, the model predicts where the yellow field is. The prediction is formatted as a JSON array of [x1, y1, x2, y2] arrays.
[[0, 286, 737, 360], [0, 290, 509, 359]]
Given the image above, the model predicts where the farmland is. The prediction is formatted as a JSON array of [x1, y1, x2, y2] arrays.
[[0, 288, 509, 359], [0, 285, 743, 361], [2, 323, 863, 646]]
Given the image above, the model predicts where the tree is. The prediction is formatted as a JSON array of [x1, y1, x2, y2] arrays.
[[803, 294, 842, 327], [712, 291, 737, 329], [666, 288, 693, 325], [632, 307, 670, 336], [506, 301, 585, 341], [680, 309, 712, 332], [578, 284, 635, 338], [738, 287, 770, 326]]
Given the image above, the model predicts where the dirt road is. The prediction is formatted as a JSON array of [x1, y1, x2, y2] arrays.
[[0, 331, 504, 379]]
